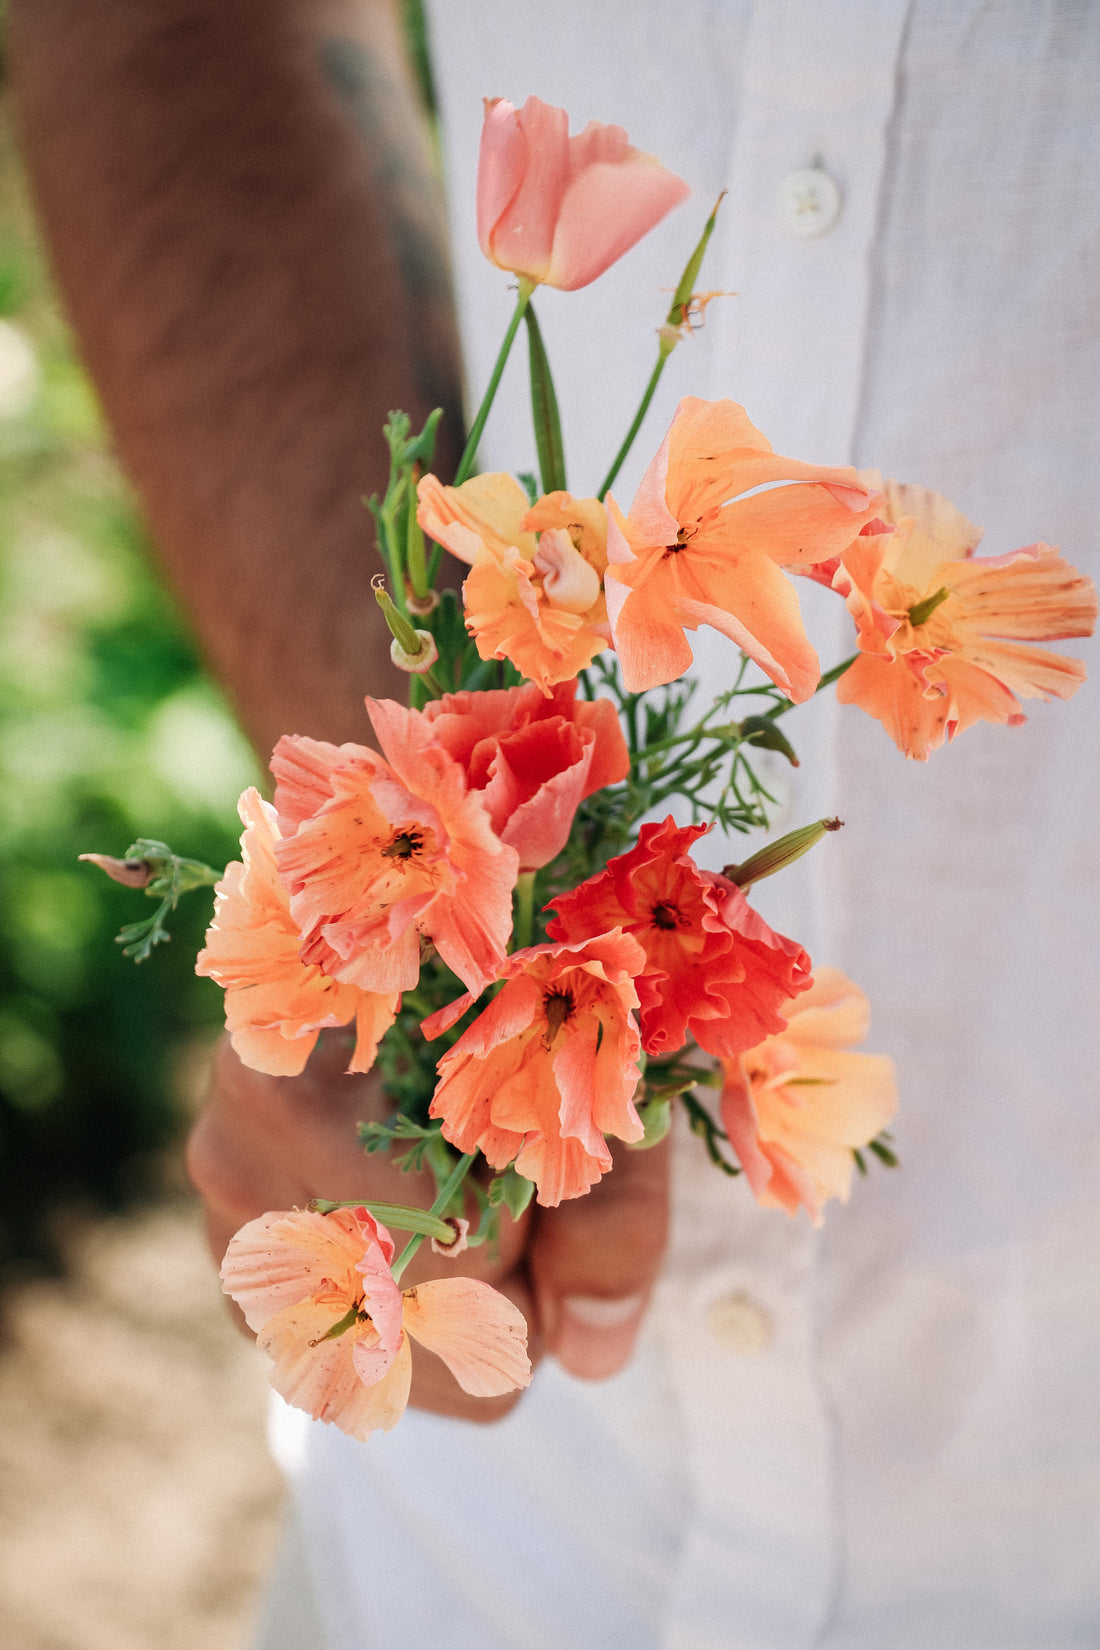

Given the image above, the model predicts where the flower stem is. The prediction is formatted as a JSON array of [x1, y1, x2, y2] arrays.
[[598, 351, 668, 501], [454, 279, 536, 485], [513, 870, 537, 951], [391, 1150, 476, 1283], [768, 654, 858, 719], [310, 1198, 456, 1242]]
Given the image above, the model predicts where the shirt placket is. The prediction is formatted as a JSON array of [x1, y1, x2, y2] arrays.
[[665, 6, 910, 1647]]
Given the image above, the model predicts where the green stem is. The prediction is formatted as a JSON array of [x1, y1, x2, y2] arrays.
[[513, 870, 537, 951], [454, 279, 536, 485], [768, 654, 858, 719], [598, 348, 669, 501], [310, 1198, 457, 1242], [391, 1151, 476, 1282]]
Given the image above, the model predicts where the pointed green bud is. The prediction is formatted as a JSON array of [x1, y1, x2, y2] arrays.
[[908, 585, 951, 627], [373, 577, 438, 673], [661, 192, 727, 355], [738, 714, 800, 767], [723, 817, 843, 891]]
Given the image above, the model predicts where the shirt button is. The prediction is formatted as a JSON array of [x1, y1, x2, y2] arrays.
[[706, 1291, 774, 1354], [778, 167, 842, 238]]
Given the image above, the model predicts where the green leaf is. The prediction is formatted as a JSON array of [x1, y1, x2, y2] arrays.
[[524, 300, 567, 494], [487, 1165, 536, 1222]]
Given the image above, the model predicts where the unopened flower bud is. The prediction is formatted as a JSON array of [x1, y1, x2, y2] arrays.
[[79, 852, 159, 888], [430, 1216, 470, 1257], [723, 817, 843, 891], [374, 578, 439, 673]]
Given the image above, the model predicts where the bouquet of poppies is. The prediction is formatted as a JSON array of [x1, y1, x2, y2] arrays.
[[85, 95, 1096, 1442]]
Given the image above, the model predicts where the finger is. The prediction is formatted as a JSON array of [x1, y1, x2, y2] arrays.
[[529, 1135, 670, 1381]]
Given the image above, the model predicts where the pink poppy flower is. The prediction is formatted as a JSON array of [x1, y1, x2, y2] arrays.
[[270, 699, 518, 998], [424, 931, 646, 1207], [195, 788, 397, 1076], [420, 680, 628, 870], [477, 96, 689, 291], [603, 398, 882, 698], [719, 968, 898, 1224], [546, 817, 812, 1061], [221, 1205, 531, 1441], [834, 479, 1096, 758]]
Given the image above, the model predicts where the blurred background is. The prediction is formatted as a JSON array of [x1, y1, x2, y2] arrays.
[[0, 17, 287, 1649]]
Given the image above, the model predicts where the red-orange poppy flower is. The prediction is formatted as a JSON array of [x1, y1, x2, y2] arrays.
[[833, 480, 1097, 759], [603, 398, 882, 698], [195, 788, 397, 1076], [221, 1205, 530, 1441], [420, 679, 628, 871], [719, 968, 898, 1224], [546, 817, 812, 1060], [423, 931, 646, 1207], [417, 472, 611, 694], [477, 96, 689, 291], [271, 698, 518, 998]]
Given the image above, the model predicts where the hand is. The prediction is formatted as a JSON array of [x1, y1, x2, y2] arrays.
[[187, 1033, 669, 1421]]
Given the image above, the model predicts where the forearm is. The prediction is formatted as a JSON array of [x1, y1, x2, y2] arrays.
[[10, 0, 464, 757]]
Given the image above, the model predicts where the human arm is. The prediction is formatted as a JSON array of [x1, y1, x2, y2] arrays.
[[9, 0, 670, 1410]]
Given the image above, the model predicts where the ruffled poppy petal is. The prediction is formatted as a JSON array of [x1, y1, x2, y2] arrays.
[[401, 1278, 532, 1397]]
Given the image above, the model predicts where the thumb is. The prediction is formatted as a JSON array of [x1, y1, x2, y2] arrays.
[[529, 1134, 670, 1381]]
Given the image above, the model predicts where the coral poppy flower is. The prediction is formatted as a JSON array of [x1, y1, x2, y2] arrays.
[[477, 96, 689, 291], [417, 472, 610, 693], [271, 698, 518, 998], [220, 1205, 531, 1442], [420, 679, 628, 870], [719, 968, 898, 1224], [546, 818, 812, 1061], [195, 788, 397, 1076], [833, 479, 1097, 759], [603, 398, 882, 698], [423, 931, 646, 1207]]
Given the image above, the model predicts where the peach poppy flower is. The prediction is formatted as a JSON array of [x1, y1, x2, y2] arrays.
[[417, 472, 610, 693], [424, 931, 646, 1207], [719, 967, 898, 1224], [546, 817, 812, 1061], [420, 679, 628, 870], [271, 698, 518, 998], [834, 480, 1097, 759], [195, 788, 397, 1076], [220, 1205, 531, 1442], [477, 95, 689, 291], [603, 397, 882, 698]]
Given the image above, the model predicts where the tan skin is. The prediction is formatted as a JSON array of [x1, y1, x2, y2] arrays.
[[10, 0, 670, 1416]]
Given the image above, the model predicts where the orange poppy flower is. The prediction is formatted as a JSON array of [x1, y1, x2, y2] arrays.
[[719, 968, 898, 1224], [271, 698, 518, 998], [417, 473, 610, 693], [424, 931, 646, 1207], [195, 788, 397, 1076], [603, 397, 882, 698], [834, 480, 1097, 759], [221, 1205, 531, 1441], [546, 817, 812, 1060]]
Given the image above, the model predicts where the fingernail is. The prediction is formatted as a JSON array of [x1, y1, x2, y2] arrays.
[[554, 1293, 647, 1380]]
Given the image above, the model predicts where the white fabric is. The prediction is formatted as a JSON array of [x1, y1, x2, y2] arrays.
[[258, 4, 1100, 1645]]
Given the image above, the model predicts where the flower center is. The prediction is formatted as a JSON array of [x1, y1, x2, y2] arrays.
[[543, 987, 575, 1046], [650, 899, 686, 931], [382, 829, 424, 861]]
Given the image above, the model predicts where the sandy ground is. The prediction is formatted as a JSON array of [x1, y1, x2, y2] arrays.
[[0, 1198, 285, 1650]]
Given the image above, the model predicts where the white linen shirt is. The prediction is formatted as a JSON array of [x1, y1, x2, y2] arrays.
[[261, 4, 1100, 1645]]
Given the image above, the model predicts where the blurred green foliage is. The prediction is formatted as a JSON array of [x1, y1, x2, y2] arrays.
[[0, 92, 259, 1276]]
